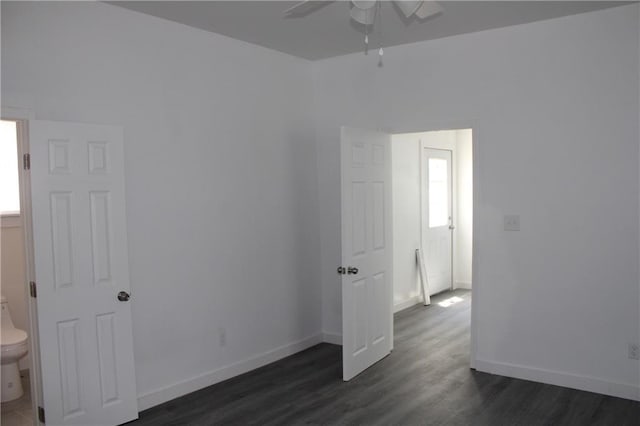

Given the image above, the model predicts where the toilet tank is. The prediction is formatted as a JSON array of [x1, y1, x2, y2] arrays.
[[1, 295, 16, 329]]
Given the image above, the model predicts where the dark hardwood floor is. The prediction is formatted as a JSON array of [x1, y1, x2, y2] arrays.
[[130, 290, 640, 425]]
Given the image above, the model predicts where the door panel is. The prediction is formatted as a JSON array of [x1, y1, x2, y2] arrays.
[[30, 121, 138, 425], [422, 148, 453, 295], [341, 127, 392, 381]]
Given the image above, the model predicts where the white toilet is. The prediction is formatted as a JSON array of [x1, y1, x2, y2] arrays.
[[1, 294, 28, 402]]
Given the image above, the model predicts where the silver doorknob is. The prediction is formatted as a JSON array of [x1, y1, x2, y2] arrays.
[[347, 266, 359, 275], [337, 266, 346, 275], [117, 291, 130, 302]]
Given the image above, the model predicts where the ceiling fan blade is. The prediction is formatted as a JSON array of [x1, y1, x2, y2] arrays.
[[352, 0, 376, 10], [284, 1, 333, 17], [394, 1, 422, 18], [415, 1, 443, 19]]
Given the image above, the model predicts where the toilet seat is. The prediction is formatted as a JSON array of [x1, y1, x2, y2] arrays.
[[1, 328, 27, 347]]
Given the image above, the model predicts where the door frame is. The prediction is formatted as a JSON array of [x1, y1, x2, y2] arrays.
[[2, 106, 43, 424], [391, 120, 480, 369]]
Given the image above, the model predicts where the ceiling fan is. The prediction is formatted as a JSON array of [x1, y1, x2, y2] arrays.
[[284, 1, 443, 24], [284, 1, 443, 62]]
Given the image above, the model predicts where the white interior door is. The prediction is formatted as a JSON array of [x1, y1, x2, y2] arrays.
[[422, 148, 453, 295], [30, 121, 138, 425], [341, 126, 393, 381]]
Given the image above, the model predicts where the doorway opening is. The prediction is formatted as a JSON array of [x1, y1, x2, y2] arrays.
[[0, 118, 37, 425], [391, 127, 474, 336], [339, 125, 476, 381]]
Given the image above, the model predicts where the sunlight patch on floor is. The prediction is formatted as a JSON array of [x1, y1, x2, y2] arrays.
[[438, 296, 464, 307]]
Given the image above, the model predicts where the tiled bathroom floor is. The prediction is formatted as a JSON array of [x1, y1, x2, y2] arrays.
[[1, 371, 33, 426]]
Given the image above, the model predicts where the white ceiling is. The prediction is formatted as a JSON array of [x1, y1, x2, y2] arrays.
[[108, 1, 633, 60]]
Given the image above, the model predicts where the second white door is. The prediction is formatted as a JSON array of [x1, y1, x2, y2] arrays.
[[341, 126, 393, 381], [422, 148, 453, 295]]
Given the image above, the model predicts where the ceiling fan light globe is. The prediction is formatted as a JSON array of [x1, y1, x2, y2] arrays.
[[395, 0, 423, 18], [352, 0, 377, 10], [415, 1, 443, 19], [350, 6, 375, 25]]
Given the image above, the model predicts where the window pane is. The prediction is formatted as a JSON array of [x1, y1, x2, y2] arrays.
[[428, 158, 448, 228], [0, 120, 20, 214]]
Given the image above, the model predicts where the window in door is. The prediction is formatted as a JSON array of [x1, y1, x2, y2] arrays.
[[428, 157, 448, 228]]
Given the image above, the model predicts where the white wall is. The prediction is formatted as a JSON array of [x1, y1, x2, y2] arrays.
[[455, 129, 473, 288], [2, 0, 639, 407], [314, 4, 639, 400], [1, 1, 322, 408], [0, 218, 29, 369], [391, 136, 421, 311], [391, 129, 472, 310]]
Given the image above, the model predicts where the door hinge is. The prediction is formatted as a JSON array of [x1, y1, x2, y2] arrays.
[[38, 406, 45, 423], [23, 153, 30, 170], [29, 281, 37, 298]]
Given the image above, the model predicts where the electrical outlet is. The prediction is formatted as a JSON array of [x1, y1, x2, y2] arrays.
[[629, 343, 639, 360], [504, 214, 520, 231], [219, 327, 227, 347]]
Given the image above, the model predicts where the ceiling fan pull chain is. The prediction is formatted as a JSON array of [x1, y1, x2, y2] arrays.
[[364, 23, 369, 55]]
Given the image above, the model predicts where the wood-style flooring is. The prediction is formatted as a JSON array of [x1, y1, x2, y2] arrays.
[[130, 290, 640, 425]]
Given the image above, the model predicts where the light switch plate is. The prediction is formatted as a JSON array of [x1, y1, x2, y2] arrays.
[[504, 214, 520, 231]]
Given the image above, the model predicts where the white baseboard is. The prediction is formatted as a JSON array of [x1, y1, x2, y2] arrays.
[[394, 296, 422, 313], [137, 333, 323, 411], [322, 331, 342, 345], [455, 281, 472, 289], [475, 359, 640, 401]]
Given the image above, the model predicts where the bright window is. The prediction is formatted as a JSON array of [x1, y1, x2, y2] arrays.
[[428, 158, 448, 228], [0, 120, 21, 215]]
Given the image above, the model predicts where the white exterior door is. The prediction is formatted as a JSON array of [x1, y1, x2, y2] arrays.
[[30, 121, 138, 425], [422, 148, 453, 295], [341, 126, 393, 381]]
